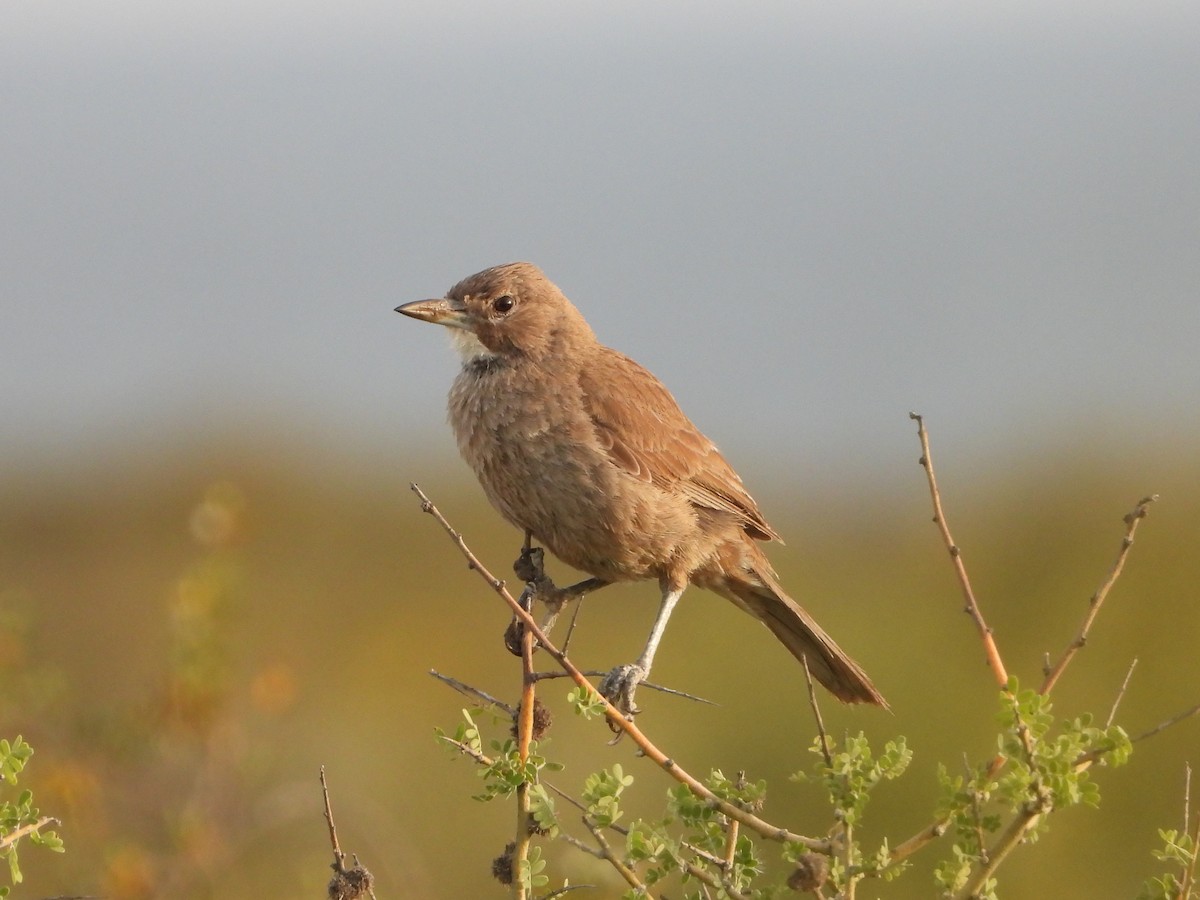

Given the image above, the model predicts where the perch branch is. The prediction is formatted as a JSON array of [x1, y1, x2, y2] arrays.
[[511, 600, 537, 899], [411, 482, 831, 853]]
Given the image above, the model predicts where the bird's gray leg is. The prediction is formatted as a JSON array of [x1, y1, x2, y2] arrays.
[[536, 576, 608, 634], [600, 582, 686, 717]]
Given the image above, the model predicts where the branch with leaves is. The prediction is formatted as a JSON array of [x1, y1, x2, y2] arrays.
[[0, 735, 64, 898], [416, 415, 1198, 898]]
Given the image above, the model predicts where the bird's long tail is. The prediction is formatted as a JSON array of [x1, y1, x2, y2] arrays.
[[709, 559, 888, 709]]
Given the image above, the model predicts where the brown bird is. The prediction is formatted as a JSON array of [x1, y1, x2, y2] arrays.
[[397, 262, 886, 713]]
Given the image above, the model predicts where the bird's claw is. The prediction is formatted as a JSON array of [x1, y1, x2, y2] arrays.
[[503, 582, 539, 656], [513, 546, 545, 583], [599, 663, 647, 720]]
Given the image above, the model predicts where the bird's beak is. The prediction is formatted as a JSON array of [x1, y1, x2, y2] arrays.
[[394, 298, 471, 330]]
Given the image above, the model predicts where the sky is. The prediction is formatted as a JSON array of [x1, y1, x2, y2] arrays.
[[3, 1, 1198, 489]]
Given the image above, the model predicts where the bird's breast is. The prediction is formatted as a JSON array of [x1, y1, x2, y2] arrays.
[[447, 363, 702, 581]]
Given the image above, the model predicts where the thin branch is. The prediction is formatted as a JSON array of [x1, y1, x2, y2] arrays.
[[1040, 495, 1157, 695], [441, 733, 735, 877], [537, 885, 598, 900], [430, 669, 515, 715], [439, 733, 495, 766], [320, 767, 377, 900], [894, 660, 1167, 871], [964, 754, 990, 867], [889, 751, 1007, 867], [530, 669, 718, 705], [956, 806, 1045, 900], [412, 482, 831, 853], [320, 767, 345, 872], [909, 413, 1009, 690], [1181, 766, 1200, 900], [582, 816, 652, 896], [1105, 658, 1138, 729], [1132, 702, 1200, 746], [802, 656, 833, 769], [1067, 699, 1200, 771], [887, 818, 949, 864], [0, 815, 59, 853], [542, 780, 730, 871], [560, 593, 585, 655], [957, 691, 1061, 899]]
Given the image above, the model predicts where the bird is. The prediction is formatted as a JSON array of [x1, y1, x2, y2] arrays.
[[396, 262, 886, 714]]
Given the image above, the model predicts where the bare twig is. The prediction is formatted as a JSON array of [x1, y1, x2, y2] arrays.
[[411, 482, 831, 853], [1040, 496, 1157, 695], [320, 767, 376, 900], [561, 593, 585, 655], [1105, 659, 1138, 729], [802, 656, 833, 769], [430, 669, 515, 715], [910, 413, 1009, 690], [320, 767, 344, 871], [1132, 702, 1200, 746], [530, 669, 717, 705]]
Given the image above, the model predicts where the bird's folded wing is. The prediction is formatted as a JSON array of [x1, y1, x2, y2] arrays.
[[578, 348, 782, 543]]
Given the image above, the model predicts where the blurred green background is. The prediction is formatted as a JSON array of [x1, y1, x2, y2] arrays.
[[4, 1, 1199, 896], [4, 435, 1198, 897]]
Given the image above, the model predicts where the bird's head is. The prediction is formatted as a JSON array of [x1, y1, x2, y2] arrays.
[[396, 262, 595, 364]]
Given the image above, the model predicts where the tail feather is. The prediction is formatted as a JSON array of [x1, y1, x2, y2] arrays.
[[717, 566, 888, 709]]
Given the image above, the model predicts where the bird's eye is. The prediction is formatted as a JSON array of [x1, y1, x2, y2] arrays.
[[492, 295, 515, 314]]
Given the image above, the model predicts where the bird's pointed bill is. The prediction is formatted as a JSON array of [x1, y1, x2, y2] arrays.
[[395, 298, 471, 330]]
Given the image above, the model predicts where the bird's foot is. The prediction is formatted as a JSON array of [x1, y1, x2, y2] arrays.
[[505, 547, 604, 656], [504, 548, 564, 656], [599, 663, 647, 721], [513, 545, 547, 585]]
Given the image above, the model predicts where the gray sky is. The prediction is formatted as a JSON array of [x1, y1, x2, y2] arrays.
[[4, 1, 1198, 488]]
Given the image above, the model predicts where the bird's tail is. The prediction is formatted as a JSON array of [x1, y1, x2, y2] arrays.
[[709, 560, 888, 709]]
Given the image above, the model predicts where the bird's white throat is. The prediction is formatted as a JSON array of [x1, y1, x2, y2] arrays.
[[449, 328, 498, 363]]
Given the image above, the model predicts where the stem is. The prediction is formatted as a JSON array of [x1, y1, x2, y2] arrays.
[[910, 413, 1009, 690]]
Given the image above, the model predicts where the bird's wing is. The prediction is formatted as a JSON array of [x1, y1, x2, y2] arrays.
[[578, 347, 782, 543]]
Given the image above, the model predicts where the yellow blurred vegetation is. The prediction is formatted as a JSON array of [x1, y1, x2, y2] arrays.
[[1, 436, 1197, 897]]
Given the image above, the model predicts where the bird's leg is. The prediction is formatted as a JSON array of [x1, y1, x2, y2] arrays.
[[599, 582, 686, 718], [504, 542, 609, 655]]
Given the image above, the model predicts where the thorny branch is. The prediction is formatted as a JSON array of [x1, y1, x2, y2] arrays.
[[411, 482, 832, 853], [416, 417, 1194, 896]]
